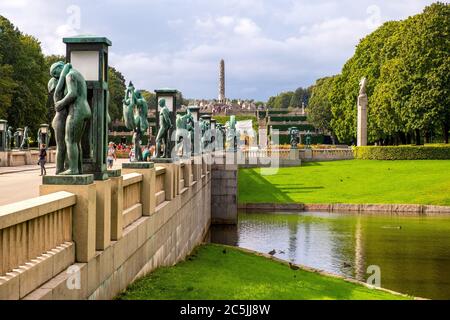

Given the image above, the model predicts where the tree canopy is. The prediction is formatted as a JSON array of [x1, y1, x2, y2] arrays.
[[318, 2, 450, 145], [0, 15, 48, 137], [266, 87, 311, 110]]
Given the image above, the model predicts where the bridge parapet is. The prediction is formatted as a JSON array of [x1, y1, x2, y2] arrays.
[[0, 155, 212, 300]]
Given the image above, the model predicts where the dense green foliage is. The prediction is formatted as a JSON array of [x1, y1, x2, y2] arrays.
[[266, 87, 312, 109], [271, 133, 324, 145], [108, 67, 126, 122], [354, 145, 450, 160], [269, 116, 307, 122], [118, 244, 407, 300], [239, 160, 450, 205], [270, 124, 315, 132], [307, 3, 450, 145], [0, 16, 48, 137], [308, 76, 337, 135]]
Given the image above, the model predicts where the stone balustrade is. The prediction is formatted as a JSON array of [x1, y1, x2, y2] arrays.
[[0, 155, 215, 300], [0, 149, 57, 167], [0, 191, 76, 299], [239, 148, 354, 167], [122, 173, 143, 229]]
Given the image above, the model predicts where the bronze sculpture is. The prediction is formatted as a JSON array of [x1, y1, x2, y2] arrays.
[[155, 99, 173, 158], [123, 82, 149, 162], [288, 127, 300, 149], [49, 61, 91, 175], [20, 126, 29, 150]]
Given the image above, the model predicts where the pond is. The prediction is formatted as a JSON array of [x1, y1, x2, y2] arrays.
[[210, 211, 450, 300]]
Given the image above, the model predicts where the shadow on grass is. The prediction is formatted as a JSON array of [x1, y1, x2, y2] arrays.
[[240, 169, 294, 203]]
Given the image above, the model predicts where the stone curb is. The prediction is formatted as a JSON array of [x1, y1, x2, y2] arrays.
[[238, 203, 450, 215], [0, 165, 56, 176], [215, 244, 425, 300]]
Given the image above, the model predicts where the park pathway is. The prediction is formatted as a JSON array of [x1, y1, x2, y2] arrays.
[[0, 159, 127, 206]]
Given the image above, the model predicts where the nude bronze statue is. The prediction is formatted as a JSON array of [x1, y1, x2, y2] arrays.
[[50, 61, 91, 175]]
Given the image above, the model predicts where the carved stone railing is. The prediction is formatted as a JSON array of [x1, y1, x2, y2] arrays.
[[155, 167, 166, 207], [0, 191, 75, 299], [122, 173, 143, 228]]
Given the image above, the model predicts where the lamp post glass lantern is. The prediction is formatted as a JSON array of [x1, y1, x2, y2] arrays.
[[63, 35, 112, 180], [0, 120, 7, 151], [38, 124, 50, 148]]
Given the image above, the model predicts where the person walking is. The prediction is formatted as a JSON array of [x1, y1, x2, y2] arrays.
[[107, 142, 117, 169], [39, 144, 47, 176]]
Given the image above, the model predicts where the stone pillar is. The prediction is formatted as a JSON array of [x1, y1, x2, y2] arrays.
[[357, 93, 368, 146], [152, 160, 179, 200], [218, 59, 225, 103], [108, 169, 123, 241], [40, 175, 96, 263], [211, 156, 238, 225], [181, 158, 193, 187], [289, 148, 299, 161], [192, 154, 202, 183], [122, 162, 156, 216], [94, 178, 111, 250]]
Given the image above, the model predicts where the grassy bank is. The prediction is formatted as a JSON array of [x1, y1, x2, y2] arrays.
[[239, 160, 450, 205], [117, 244, 409, 300]]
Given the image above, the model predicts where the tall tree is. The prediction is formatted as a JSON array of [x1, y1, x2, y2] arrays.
[[108, 67, 126, 122], [0, 16, 47, 138], [308, 76, 337, 136]]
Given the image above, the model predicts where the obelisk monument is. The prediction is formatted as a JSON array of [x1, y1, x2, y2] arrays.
[[218, 59, 225, 103], [357, 77, 368, 146]]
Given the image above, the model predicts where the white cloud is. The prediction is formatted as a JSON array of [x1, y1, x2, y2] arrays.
[[216, 16, 235, 27], [233, 18, 261, 37], [0, 0, 442, 100]]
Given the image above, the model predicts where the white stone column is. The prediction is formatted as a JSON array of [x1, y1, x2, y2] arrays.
[[357, 94, 368, 146]]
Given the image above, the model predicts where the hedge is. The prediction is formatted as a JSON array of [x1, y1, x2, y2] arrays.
[[270, 124, 315, 132], [353, 145, 450, 160], [271, 133, 325, 145], [269, 116, 307, 122]]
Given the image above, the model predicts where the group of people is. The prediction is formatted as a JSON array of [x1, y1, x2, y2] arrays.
[[106, 142, 156, 169]]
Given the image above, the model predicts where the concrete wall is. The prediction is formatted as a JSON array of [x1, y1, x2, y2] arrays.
[[0, 157, 212, 300], [211, 160, 238, 224]]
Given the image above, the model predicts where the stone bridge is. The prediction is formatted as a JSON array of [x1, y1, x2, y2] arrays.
[[0, 152, 237, 300]]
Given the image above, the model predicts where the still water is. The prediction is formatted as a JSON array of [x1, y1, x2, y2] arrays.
[[210, 211, 450, 300]]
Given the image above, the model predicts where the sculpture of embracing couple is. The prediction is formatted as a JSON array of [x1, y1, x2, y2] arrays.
[[48, 61, 91, 175]]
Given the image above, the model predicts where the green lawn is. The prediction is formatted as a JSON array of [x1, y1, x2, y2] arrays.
[[239, 160, 450, 205], [117, 244, 409, 300]]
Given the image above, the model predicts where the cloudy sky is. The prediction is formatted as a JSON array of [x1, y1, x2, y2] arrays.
[[0, 0, 443, 100]]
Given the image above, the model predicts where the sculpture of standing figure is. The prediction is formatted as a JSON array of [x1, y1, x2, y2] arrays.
[[20, 126, 30, 150], [48, 62, 67, 174], [175, 111, 193, 157], [357, 77, 368, 147], [6, 126, 13, 150], [122, 82, 149, 162], [200, 119, 210, 150], [51, 62, 91, 175], [305, 130, 312, 149], [288, 127, 300, 149], [155, 99, 173, 158], [359, 77, 367, 96], [216, 124, 225, 150], [226, 115, 237, 151]]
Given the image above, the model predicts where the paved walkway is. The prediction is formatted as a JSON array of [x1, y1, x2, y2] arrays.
[[0, 159, 127, 206], [0, 164, 56, 175]]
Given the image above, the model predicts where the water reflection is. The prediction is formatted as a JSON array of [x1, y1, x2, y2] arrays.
[[210, 211, 450, 300]]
